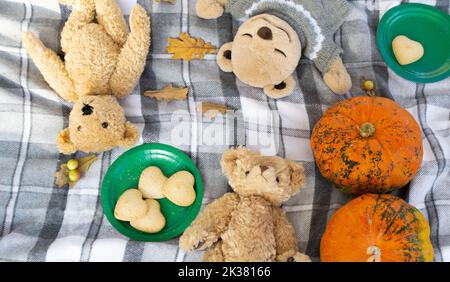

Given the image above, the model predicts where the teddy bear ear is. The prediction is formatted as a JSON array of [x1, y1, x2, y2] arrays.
[[118, 122, 139, 148], [216, 42, 234, 73], [287, 161, 305, 195], [263, 75, 296, 99], [57, 128, 77, 154]]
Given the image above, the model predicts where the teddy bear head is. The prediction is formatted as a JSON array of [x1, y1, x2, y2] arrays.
[[57, 95, 139, 154], [217, 14, 302, 99], [221, 147, 305, 206]]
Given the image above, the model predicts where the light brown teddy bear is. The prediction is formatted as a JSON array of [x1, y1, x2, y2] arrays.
[[22, 0, 150, 154], [197, 0, 352, 98], [180, 147, 311, 262]]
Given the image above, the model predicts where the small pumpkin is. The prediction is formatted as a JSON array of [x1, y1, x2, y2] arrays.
[[320, 194, 434, 262], [310, 96, 423, 194]]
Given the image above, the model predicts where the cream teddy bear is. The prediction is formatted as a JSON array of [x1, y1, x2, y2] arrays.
[[22, 0, 150, 154], [197, 0, 352, 98], [180, 147, 311, 262]]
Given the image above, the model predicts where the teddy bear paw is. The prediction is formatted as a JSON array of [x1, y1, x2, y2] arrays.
[[196, 0, 225, 19], [179, 231, 216, 251], [278, 250, 311, 262], [323, 58, 352, 95]]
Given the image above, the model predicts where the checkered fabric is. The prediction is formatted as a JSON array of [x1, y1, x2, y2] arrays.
[[0, 0, 449, 262]]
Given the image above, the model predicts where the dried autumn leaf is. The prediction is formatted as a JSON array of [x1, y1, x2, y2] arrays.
[[167, 32, 216, 61], [55, 164, 69, 188], [197, 102, 230, 121], [144, 84, 188, 101], [155, 0, 176, 3]]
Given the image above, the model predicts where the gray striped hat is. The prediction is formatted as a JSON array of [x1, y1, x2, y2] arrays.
[[226, 0, 351, 73]]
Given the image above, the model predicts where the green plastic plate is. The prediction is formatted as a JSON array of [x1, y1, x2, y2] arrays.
[[101, 143, 203, 242], [377, 3, 450, 83]]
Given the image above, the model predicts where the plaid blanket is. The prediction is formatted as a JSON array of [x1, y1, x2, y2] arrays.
[[0, 0, 448, 262]]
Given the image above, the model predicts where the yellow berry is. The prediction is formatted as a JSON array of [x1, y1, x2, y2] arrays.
[[68, 169, 81, 182], [67, 159, 79, 170], [362, 80, 374, 91]]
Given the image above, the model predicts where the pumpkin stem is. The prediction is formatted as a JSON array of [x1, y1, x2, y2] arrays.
[[360, 122, 376, 138], [367, 246, 381, 262]]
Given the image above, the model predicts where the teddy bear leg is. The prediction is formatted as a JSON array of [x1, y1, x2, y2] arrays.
[[22, 32, 77, 102], [272, 207, 311, 262], [203, 241, 225, 262], [196, 0, 228, 19], [179, 193, 239, 252], [60, 0, 96, 54], [109, 4, 150, 99], [94, 0, 129, 46], [263, 75, 296, 99], [323, 57, 352, 95]]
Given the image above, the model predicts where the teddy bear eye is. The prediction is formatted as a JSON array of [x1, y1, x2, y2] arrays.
[[242, 33, 253, 38], [102, 122, 109, 129], [77, 125, 82, 131]]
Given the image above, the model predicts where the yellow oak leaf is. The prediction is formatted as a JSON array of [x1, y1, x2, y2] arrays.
[[144, 84, 188, 101], [166, 32, 216, 61]]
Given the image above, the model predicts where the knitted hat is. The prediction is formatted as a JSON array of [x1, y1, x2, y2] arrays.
[[226, 0, 351, 73]]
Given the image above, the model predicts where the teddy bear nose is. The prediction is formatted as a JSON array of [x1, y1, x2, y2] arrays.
[[257, 26, 273, 40], [82, 104, 94, 116]]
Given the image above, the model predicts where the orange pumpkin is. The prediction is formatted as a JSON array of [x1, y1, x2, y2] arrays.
[[320, 194, 434, 262], [310, 96, 423, 194]]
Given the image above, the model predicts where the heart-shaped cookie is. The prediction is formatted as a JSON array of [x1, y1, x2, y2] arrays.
[[392, 35, 424, 65], [139, 166, 167, 199], [114, 189, 148, 221], [130, 199, 166, 233], [162, 171, 196, 207]]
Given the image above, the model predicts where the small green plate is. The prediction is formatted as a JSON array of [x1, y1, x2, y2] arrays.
[[377, 3, 450, 83], [101, 143, 203, 242]]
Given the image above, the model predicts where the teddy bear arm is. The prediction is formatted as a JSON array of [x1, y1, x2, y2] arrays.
[[272, 207, 310, 262], [117, 122, 140, 148], [60, 0, 96, 54], [203, 241, 225, 262], [22, 32, 78, 103], [109, 4, 150, 99], [94, 0, 129, 46], [57, 128, 77, 154], [196, 0, 228, 19], [179, 193, 239, 252]]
